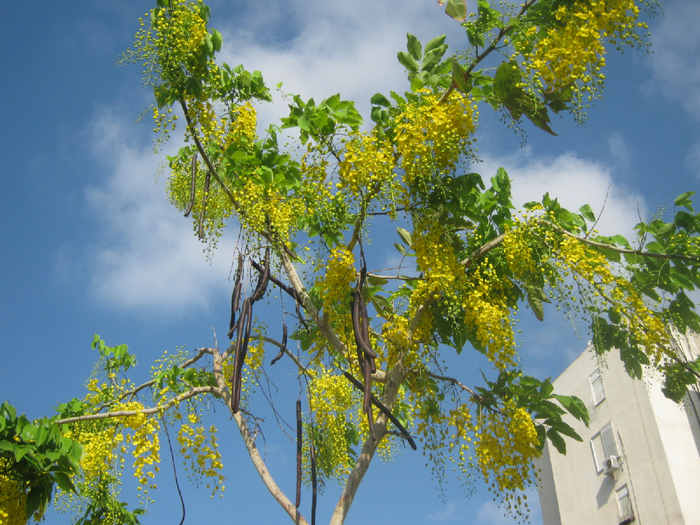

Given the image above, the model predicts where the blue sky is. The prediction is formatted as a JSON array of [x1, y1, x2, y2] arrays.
[[1, 0, 699, 524]]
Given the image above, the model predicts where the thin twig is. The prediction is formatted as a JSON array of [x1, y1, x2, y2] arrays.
[[161, 415, 186, 525]]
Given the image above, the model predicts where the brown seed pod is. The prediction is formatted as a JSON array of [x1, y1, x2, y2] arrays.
[[184, 152, 197, 218], [295, 399, 302, 508]]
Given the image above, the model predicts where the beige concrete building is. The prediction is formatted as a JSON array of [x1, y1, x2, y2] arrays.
[[536, 333, 700, 525]]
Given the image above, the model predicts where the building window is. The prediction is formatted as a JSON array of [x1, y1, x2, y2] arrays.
[[590, 368, 606, 405], [616, 485, 635, 524], [590, 422, 620, 473]]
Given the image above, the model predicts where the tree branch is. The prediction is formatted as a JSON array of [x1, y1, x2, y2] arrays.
[[210, 346, 309, 525], [330, 361, 406, 525], [460, 234, 506, 267], [278, 248, 352, 360], [439, 0, 538, 104], [116, 348, 212, 402], [56, 386, 220, 425], [546, 220, 700, 263]]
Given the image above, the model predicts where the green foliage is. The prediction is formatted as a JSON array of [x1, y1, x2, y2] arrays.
[[0, 402, 83, 520]]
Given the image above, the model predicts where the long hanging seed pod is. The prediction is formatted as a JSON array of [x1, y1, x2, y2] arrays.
[[230, 249, 271, 413], [310, 434, 317, 525], [270, 322, 288, 366], [197, 170, 211, 240], [250, 248, 270, 302], [183, 152, 198, 218], [230, 300, 250, 413], [295, 399, 302, 508], [351, 267, 378, 440], [228, 256, 244, 340]]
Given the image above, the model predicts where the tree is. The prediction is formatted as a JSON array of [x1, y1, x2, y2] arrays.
[[2, 0, 699, 524]]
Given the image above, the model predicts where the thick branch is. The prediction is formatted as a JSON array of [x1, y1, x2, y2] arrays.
[[330, 361, 407, 525], [211, 347, 309, 525], [278, 248, 352, 359], [461, 234, 505, 267]]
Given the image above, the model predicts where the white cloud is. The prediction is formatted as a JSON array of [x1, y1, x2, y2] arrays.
[[83, 108, 236, 313], [479, 148, 646, 240], [217, 0, 468, 131], [645, 0, 700, 118]]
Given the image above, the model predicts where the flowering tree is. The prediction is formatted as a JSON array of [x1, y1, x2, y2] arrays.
[[2, 0, 700, 524]]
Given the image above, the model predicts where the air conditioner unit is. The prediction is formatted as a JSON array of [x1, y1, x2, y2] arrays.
[[604, 456, 621, 475]]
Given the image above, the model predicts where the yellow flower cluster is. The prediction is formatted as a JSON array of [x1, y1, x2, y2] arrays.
[[521, 0, 644, 102], [318, 247, 355, 315], [396, 90, 476, 191], [473, 402, 539, 505], [556, 236, 669, 362], [382, 315, 420, 368], [463, 262, 517, 370], [166, 148, 234, 252], [413, 219, 463, 302], [177, 414, 225, 497], [230, 177, 299, 244], [338, 132, 395, 199], [124, 0, 213, 143], [240, 336, 265, 399], [502, 216, 542, 281], [119, 402, 161, 494], [0, 462, 27, 525], [306, 367, 358, 485], [150, 0, 208, 78], [75, 426, 120, 483]]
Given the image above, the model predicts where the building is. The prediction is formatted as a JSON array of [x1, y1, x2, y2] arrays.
[[536, 333, 700, 524]]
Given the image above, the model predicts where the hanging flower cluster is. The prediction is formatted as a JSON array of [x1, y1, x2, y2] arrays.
[[396, 90, 476, 192], [520, 0, 646, 106]]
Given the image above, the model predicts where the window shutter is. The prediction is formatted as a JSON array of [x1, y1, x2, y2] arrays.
[[617, 485, 635, 524], [601, 422, 619, 458], [590, 369, 606, 405]]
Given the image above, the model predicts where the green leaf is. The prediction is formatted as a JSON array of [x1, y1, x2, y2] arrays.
[[546, 428, 567, 454], [394, 243, 406, 255], [55, 471, 77, 493], [674, 191, 695, 212], [444, 0, 467, 21], [553, 395, 589, 426], [493, 61, 520, 99], [211, 29, 223, 52], [579, 204, 595, 222], [406, 33, 422, 61], [424, 35, 447, 56], [297, 114, 310, 132], [397, 51, 419, 73], [421, 45, 448, 73], [397, 227, 412, 247], [370, 93, 391, 107], [527, 293, 544, 321], [451, 59, 471, 94]]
